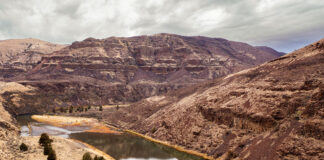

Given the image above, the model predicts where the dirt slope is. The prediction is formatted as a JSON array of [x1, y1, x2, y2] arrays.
[[102, 38, 324, 159], [0, 82, 113, 160]]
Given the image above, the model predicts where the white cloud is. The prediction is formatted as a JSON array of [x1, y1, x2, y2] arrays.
[[0, 0, 323, 52]]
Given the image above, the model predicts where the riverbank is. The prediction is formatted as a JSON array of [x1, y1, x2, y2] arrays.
[[0, 109, 114, 160], [16, 136, 114, 160], [31, 115, 120, 134], [31, 114, 215, 160]]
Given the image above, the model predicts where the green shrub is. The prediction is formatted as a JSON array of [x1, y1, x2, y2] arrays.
[[225, 150, 238, 160], [19, 143, 28, 151], [69, 106, 73, 113], [82, 152, 93, 160], [98, 156, 105, 160], [39, 133, 52, 146], [151, 127, 157, 133], [294, 110, 303, 120], [99, 106, 103, 111], [47, 149, 57, 160]]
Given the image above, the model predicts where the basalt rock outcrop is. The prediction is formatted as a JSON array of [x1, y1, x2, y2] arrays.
[[0, 38, 66, 79], [7, 34, 283, 107], [102, 39, 324, 159]]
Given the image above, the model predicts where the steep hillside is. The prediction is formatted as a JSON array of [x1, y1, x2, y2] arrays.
[[0, 82, 112, 159], [0, 38, 66, 79], [8, 34, 283, 106], [102, 39, 324, 159]]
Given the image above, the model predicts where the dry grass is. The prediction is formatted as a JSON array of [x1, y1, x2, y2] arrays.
[[32, 115, 120, 134]]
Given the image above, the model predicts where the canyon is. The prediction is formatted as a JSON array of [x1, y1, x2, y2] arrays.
[[1, 34, 323, 160], [99, 38, 324, 159], [1, 34, 283, 113]]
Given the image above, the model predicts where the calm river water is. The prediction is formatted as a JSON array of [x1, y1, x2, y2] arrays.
[[16, 115, 203, 160]]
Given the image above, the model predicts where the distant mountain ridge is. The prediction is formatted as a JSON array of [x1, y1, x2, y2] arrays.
[[1, 33, 283, 106], [0, 38, 66, 78]]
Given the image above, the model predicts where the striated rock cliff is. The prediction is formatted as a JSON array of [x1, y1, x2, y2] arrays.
[[0, 38, 66, 79], [7, 34, 283, 106], [102, 38, 324, 159]]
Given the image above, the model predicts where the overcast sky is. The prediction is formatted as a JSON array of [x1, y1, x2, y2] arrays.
[[0, 0, 324, 52]]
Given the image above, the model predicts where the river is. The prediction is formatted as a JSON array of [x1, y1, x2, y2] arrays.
[[16, 115, 204, 160]]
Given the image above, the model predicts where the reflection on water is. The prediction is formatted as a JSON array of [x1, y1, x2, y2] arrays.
[[17, 115, 203, 160], [16, 115, 85, 138], [70, 132, 202, 160]]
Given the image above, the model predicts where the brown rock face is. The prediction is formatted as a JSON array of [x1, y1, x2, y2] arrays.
[[6, 34, 282, 106], [102, 38, 324, 159], [0, 38, 66, 78]]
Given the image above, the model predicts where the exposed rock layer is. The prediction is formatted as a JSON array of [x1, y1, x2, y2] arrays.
[[101, 39, 324, 159], [0, 38, 66, 78], [6, 34, 282, 108]]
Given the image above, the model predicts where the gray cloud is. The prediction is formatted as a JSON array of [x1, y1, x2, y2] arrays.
[[0, 0, 323, 52]]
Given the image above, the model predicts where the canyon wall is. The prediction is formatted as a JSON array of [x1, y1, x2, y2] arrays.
[[102, 38, 324, 159], [4, 34, 283, 108]]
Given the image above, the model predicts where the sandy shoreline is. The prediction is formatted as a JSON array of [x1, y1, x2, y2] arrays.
[[31, 114, 215, 160], [24, 115, 117, 160], [31, 115, 120, 134]]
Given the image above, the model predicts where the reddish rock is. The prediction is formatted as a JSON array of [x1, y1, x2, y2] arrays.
[[5, 34, 282, 106], [102, 38, 324, 159]]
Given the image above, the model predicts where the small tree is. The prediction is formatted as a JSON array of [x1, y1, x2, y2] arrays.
[[98, 156, 105, 160], [69, 106, 73, 113], [60, 107, 64, 113], [116, 105, 119, 110], [52, 108, 56, 113], [20, 143, 28, 151], [88, 105, 91, 109], [44, 143, 52, 155], [94, 156, 105, 160], [99, 106, 103, 111], [47, 149, 57, 160], [82, 152, 93, 160], [39, 133, 52, 146]]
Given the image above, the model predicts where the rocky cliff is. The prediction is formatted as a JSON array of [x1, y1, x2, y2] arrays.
[[102, 39, 324, 159], [0, 38, 66, 79], [7, 34, 283, 107]]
